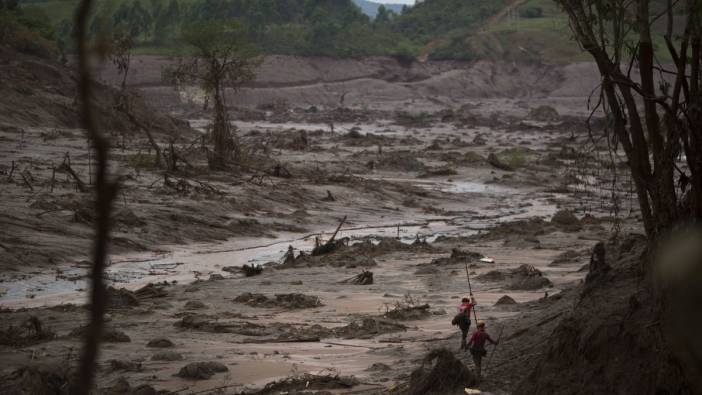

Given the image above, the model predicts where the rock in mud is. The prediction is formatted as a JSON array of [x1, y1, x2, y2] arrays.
[[367, 363, 392, 372], [384, 304, 431, 321], [233, 293, 322, 309], [113, 208, 146, 227], [175, 314, 267, 335], [134, 283, 169, 299], [495, 295, 518, 305], [477, 270, 506, 282], [585, 242, 610, 286], [375, 151, 426, 172], [414, 266, 439, 275], [551, 209, 582, 230], [69, 326, 131, 342], [508, 265, 553, 290], [503, 235, 541, 248], [487, 152, 514, 171], [478, 265, 552, 290], [106, 286, 139, 309], [335, 318, 407, 339], [430, 248, 484, 265], [151, 351, 183, 361], [176, 362, 228, 380], [0, 316, 55, 347], [103, 378, 157, 395], [529, 105, 560, 122], [0, 363, 74, 395], [419, 167, 458, 178], [253, 373, 359, 394], [407, 348, 477, 395], [146, 337, 174, 348], [184, 300, 208, 310], [108, 359, 142, 372], [550, 249, 582, 266]]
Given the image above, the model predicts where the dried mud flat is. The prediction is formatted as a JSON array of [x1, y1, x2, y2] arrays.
[[0, 54, 635, 394]]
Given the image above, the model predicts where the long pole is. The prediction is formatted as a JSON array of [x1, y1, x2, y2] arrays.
[[485, 325, 505, 375], [464, 262, 478, 325]]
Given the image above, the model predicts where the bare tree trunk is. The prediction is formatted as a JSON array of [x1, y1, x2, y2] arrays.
[[211, 82, 230, 169], [72, 0, 119, 392], [689, 0, 702, 219]]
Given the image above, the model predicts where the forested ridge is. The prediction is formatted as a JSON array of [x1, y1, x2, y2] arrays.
[[3, 0, 690, 63], [6, 0, 529, 61]]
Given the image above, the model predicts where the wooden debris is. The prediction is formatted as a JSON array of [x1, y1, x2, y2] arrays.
[[340, 270, 374, 285], [56, 154, 87, 192], [312, 215, 347, 256], [242, 264, 263, 277]]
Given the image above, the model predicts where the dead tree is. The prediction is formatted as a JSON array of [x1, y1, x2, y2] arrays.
[[556, 0, 702, 239], [162, 22, 260, 170], [109, 32, 133, 109], [312, 216, 347, 256], [72, 0, 120, 392], [57, 154, 87, 192]]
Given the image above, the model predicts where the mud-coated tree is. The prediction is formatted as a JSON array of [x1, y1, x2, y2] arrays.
[[73, 0, 120, 392], [555, 0, 702, 239], [163, 21, 259, 169]]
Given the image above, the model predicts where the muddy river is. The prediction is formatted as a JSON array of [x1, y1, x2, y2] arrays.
[[0, 176, 558, 309]]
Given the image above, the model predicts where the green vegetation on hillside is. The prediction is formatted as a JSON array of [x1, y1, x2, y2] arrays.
[[11, 0, 690, 63], [1, 0, 59, 58]]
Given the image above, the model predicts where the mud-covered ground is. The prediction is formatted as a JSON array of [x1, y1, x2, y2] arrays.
[[0, 53, 640, 394]]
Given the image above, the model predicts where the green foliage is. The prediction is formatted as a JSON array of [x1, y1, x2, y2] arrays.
[[0, 4, 57, 58], [500, 150, 527, 169], [390, 39, 420, 66], [429, 30, 475, 61], [163, 21, 259, 92], [394, 0, 508, 42], [519, 6, 544, 18], [22, 0, 656, 63]]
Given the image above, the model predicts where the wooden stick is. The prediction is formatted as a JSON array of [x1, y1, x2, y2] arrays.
[[464, 262, 479, 325], [57, 162, 87, 192], [327, 215, 347, 244], [51, 166, 56, 192], [7, 160, 16, 181], [20, 171, 34, 191]]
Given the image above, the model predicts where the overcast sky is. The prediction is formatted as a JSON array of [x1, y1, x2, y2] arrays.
[[383, 0, 416, 4]]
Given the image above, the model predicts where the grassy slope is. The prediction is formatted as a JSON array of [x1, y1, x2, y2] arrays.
[[479, 0, 682, 63], [22, 0, 684, 63]]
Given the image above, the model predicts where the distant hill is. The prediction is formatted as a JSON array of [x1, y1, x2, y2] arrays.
[[15, 0, 683, 63], [352, 0, 405, 18]]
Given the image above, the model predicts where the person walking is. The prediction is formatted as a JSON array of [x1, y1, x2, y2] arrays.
[[452, 294, 476, 350], [468, 320, 498, 379]]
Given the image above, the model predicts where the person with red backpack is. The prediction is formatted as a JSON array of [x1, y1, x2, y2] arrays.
[[451, 294, 476, 350], [468, 320, 498, 378]]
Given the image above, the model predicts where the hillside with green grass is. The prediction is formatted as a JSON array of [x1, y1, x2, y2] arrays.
[[10, 0, 689, 63]]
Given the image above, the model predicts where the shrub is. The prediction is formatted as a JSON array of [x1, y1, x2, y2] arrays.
[[519, 6, 544, 18]]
